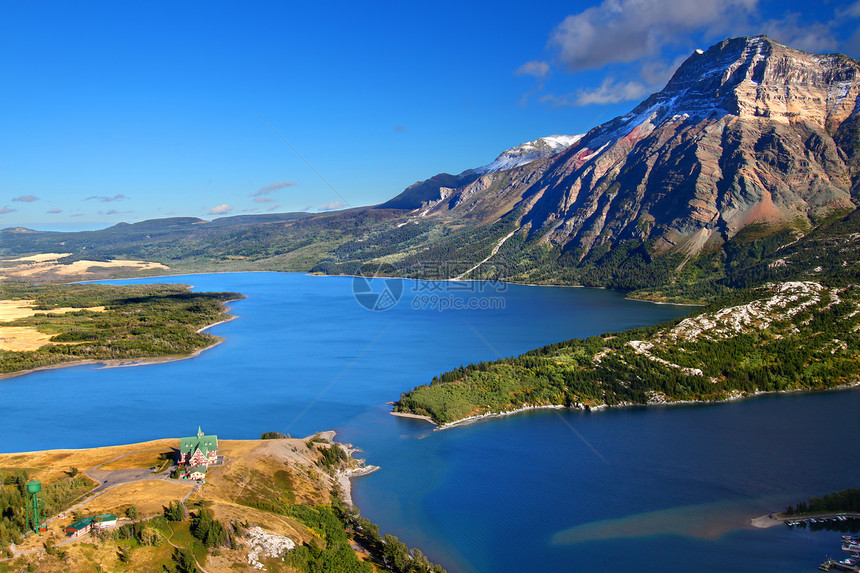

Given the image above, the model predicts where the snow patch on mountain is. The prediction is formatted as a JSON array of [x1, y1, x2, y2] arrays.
[[472, 134, 583, 175]]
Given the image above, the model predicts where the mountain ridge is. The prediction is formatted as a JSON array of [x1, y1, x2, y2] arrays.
[[416, 36, 859, 264], [3, 35, 859, 302]]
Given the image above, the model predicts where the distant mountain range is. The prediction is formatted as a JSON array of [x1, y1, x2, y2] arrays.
[[3, 36, 859, 302]]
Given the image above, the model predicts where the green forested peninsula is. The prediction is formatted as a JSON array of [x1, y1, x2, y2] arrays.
[[0, 283, 241, 375], [394, 282, 860, 425], [786, 488, 860, 516]]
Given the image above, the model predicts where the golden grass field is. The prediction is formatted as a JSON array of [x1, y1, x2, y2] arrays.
[[0, 253, 168, 281], [99, 450, 172, 471], [0, 298, 109, 351], [84, 481, 195, 517], [0, 439, 177, 483], [0, 326, 53, 352], [0, 431, 375, 573], [0, 435, 342, 556]]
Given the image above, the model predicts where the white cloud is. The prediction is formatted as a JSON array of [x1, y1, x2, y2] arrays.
[[266, 204, 281, 212], [209, 204, 234, 215], [837, 1, 860, 18], [85, 194, 126, 202], [639, 54, 689, 88], [47, 208, 62, 214], [515, 60, 553, 105], [526, 0, 859, 110], [847, 28, 860, 57], [254, 197, 274, 203], [762, 13, 839, 53], [253, 181, 296, 196], [549, 0, 757, 72], [542, 77, 652, 106], [516, 60, 550, 79], [0, 206, 16, 214], [318, 201, 345, 211], [12, 195, 38, 202]]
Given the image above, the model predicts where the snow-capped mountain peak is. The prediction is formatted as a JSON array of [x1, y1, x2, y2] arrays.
[[472, 134, 583, 175]]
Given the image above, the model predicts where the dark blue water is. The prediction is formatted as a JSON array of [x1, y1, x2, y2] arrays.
[[1, 272, 856, 572]]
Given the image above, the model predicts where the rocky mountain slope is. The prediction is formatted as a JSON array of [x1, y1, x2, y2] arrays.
[[3, 36, 859, 301], [395, 36, 859, 277]]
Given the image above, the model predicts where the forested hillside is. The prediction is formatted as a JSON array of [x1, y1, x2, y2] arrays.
[[394, 282, 860, 425]]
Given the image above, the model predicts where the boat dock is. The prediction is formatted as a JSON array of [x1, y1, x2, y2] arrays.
[[785, 514, 860, 527], [819, 557, 860, 572], [819, 536, 860, 571]]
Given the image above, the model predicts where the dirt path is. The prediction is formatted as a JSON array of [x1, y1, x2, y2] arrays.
[[164, 525, 210, 573], [455, 229, 517, 280]]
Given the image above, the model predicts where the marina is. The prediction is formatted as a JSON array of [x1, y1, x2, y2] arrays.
[[786, 515, 860, 527], [819, 536, 860, 571]]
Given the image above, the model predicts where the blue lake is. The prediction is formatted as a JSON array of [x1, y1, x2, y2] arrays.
[[1, 272, 857, 572]]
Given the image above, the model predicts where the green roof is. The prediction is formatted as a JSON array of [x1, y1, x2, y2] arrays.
[[67, 517, 94, 530], [95, 514, 117, 522], [187, 465, 207, 474], [180, 427, 218, 456]]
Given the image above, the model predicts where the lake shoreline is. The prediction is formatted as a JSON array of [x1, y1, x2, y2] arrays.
[[322, 431, 381, 507], [392, 382, 860, 430]]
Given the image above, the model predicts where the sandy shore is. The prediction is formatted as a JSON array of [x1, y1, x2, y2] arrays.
[[438, 404, 568, 430], [337, 465, 380, 506], [0, 340, 225, 381], [389, 410, 435, 424], [390, 403, 576, 429], [196, 305, 240, 333], [750, 514, 784, 528]]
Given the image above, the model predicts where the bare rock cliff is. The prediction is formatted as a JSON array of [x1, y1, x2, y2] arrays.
[[419, 36, 860, 262]]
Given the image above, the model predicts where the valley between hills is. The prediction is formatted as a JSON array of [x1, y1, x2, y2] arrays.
[[4, 36, 859, 304], [2, 35, 859, 414]]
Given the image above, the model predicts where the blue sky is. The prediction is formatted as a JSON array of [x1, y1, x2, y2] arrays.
[[2, 0, 859, 231]]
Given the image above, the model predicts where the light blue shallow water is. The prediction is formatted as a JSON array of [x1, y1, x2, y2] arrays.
[[1, 272, 856, 572]]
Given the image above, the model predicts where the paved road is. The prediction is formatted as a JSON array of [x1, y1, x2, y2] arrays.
[[86, 448, 175, 493], [88, 466, 174, 494]]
